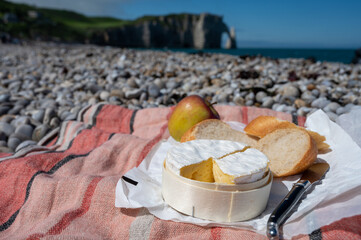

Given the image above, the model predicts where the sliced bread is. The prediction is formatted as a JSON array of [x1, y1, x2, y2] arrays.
[[256, 128, 318, 177], [180, 119, 258, 147], [245, 116, 330, 154]]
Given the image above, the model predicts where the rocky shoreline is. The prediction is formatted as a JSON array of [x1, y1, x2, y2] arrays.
[[0, 43, 360, 153]]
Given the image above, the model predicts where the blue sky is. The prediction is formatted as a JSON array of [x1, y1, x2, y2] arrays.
[[9, 0, 361, 48]]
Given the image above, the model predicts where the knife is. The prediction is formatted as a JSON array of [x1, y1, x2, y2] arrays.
[[267, 162, 330, 239]]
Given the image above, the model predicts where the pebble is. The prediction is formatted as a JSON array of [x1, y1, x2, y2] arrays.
[[0, 43, 360, 153], [31, 109, 45, 122], [11, 116, 30, 128], [49, 117, 60, 128], [0, 106, 10, 115], [15, 124, 34, 140], [311, 97, 331, 109], [110, 89, 124, 99], [0, 122, 15, 136], [0, 132, 6, 141], [148, 84, 160, 98], [262, 97, 274, 108], [43, 108, 57, 125], [256, 91, 267, 102], [278, 84, 300, 98], [7, 137, 21, 150], [0, 140, 7, 147], [99, 91, 110, 101], [0, 115, 15, 123], [0, 94, 11, 103], [8, 105, 22, 115], [323, 102, 341, 113], [125, 89, 142, 99], [32, 124, 50, 142]]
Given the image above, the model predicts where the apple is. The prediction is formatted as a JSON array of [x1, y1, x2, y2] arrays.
[[168, 95, 220, 141]]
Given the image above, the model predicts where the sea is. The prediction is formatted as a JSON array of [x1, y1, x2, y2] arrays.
[[155, 48, 357, 64]]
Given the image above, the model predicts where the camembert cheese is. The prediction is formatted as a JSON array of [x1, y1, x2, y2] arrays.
[[165, 139, 269, 184], [213, 148, 269, 184]]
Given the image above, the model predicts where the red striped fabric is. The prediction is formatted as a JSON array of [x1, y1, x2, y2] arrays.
[[0, 104, 358, 239]]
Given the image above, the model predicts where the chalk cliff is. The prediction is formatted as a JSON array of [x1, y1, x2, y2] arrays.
[[90, 13, 236, 49]]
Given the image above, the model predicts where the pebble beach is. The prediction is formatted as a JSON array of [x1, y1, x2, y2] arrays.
[[0, 43, 360, 153]]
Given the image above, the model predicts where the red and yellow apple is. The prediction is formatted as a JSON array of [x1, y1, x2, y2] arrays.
[[168, 95, 220, 141]]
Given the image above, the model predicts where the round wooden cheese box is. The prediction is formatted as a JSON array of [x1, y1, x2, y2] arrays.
[[162, 163, 272, 222]]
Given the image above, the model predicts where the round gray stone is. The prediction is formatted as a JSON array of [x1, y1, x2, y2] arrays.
[[0, 122, 15, 136], [0, 140, 7, 147], [8, 105, 23, 115], [32, 124, 50, 142], [31, 109, 45, 122], [336, 107, 347, 115], [326, 111, 338, 122], [15, 124, 34, 140], [43, 108, 57, 125], [0, 94, 11, 103], [99, 91, 110, 101], [323, 102, 341, 113], [88, 97, 97, 105], [60, 111, 71, 121], [64, 113, 77, 121], [148, 83, 160, 98], [245, 92, 255, 101], [0, 115, 15, 123], [88, 84, 103, 94], [256, 91, 267, 102], [7, 137, 21, 150], [166, 80, 180, 90], [11, 116, 30, 128], [125, 89, 142, 99], [49, 117, 60, 128], [245, 100, 254, 106], [301, 91, 316, 103], [279, 84, 300, 98], [262, 97, 275, 108], [110, 89, 124, 99], [0, 131, 6, 141], [311, 97, 331, 109], [0, 106, 10, 115], [154, 78, 165, 89], [126, 78, 139, 88]]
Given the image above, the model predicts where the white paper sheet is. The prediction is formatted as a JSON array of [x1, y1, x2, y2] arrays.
[[115, 110, 361, 238]]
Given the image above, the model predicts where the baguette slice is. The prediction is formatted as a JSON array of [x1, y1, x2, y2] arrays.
[[256, 128, 318, 177], [245, 116, 330, 154], [180, 119, 258, 147]]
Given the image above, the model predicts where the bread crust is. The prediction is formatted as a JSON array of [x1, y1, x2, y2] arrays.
[[245, 116, 329, 153], [180, 119, 258, 147], [256, 128, 318, 177]]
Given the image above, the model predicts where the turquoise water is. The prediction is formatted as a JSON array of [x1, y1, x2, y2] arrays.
[[157, 48, 357, 64]]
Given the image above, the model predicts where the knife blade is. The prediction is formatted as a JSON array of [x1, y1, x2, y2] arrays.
[[266, 162, 330, 239]]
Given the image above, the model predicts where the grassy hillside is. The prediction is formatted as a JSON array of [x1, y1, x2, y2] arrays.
[[0, 0, 129, 42], [0, 0, 197, 43]]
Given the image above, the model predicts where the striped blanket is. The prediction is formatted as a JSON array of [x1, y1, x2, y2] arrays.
[[0, 104, 360, 239]]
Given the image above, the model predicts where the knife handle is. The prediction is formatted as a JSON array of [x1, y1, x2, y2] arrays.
[[267, 180, 310, 239]]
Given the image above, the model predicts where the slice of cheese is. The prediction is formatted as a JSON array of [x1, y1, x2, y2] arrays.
[[166, 139, 247, 182], [213, 148, 269, 184]]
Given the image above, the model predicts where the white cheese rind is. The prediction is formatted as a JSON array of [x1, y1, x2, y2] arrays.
[[215, 148, 269, 184], [166, 139, 246, 175]]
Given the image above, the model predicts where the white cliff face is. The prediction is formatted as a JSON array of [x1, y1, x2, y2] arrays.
[[193, 14, 207, 49], [225, 27, 237, 49], [90, 13, 235, 49]]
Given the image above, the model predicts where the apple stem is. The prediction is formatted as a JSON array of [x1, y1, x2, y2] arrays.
[[210, 102, 217, 106]]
